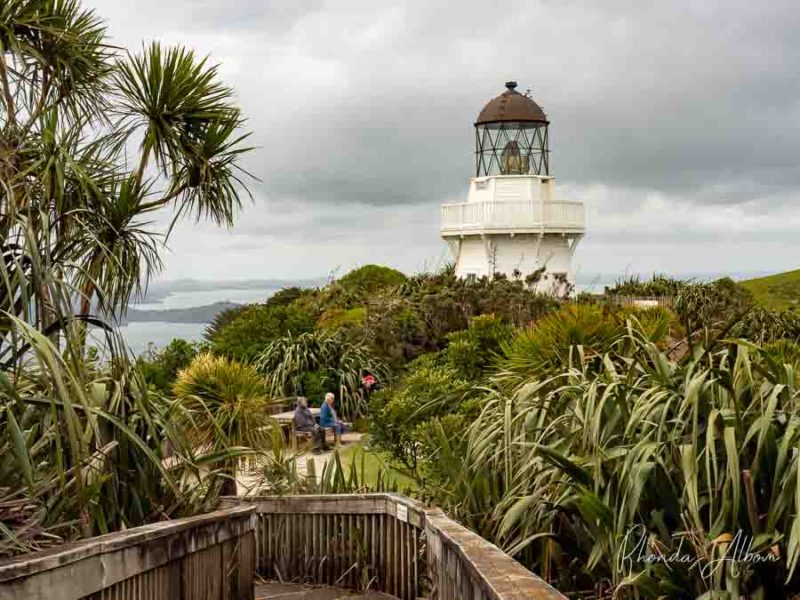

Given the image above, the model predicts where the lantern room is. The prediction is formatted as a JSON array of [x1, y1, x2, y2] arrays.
[[474, 81, 550, 177]]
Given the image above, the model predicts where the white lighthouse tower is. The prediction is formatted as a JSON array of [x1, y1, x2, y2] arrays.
[[440, 82, 584, 295]]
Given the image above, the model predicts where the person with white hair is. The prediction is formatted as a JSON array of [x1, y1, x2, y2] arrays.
[[319, 392, 348, 445]]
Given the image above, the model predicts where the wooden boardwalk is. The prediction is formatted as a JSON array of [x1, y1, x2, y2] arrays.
[[255, 582, 395, 599]]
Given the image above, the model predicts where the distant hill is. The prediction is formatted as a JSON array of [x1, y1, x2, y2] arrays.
[[121, 301, 239, 324], [739, 269, 800, 311], [138, 277, 327, 303]]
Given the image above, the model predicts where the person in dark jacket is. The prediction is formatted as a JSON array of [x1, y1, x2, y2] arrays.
[[294, 397, 323, 452]]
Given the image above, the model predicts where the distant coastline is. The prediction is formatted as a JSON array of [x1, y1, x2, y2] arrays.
[[116, 271, 771, 330], [121, 301, 240, 324]]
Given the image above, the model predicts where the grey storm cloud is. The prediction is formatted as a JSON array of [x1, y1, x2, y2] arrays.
[[94, 0, 800, 201], [85, 0, 800, 280]]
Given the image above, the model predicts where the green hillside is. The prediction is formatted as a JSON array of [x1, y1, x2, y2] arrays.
[[740, 269, 800, 311]]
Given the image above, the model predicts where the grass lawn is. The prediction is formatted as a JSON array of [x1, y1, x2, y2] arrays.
[[336, 441, 418, 494], [740, 269, 800, 311]]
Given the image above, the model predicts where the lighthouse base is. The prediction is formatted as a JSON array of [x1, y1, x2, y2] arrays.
[[446, 233, 581, 297]]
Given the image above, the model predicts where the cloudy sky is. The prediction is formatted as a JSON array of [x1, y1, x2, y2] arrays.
[[88, 0, 800, 283]]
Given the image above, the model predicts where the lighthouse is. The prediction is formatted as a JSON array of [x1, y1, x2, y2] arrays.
[[440, 82, 584, 296]]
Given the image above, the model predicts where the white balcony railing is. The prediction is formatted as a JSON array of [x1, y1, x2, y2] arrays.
[[441, 200, 584, 235]]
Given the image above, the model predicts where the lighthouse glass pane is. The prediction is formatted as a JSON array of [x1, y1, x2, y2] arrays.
[[475, 122, 548, 177]]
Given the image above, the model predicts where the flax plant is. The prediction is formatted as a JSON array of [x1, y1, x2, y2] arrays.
[[447, 318, 800, 598]]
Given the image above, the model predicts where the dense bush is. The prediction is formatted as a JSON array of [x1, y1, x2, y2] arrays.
[[443, 330, 800, 599], [369, 354, 472, 473], [336, 265, 407, 294], [369, 315, 512, 476], [209, 302, 317, 360], [731, 307, 800, 345], [364, 270, 558, 370], [137, 338, 203, 393]]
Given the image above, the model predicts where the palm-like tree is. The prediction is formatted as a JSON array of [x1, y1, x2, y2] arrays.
[[1, 0, 252, 327], [0, 0, 254, 555], [172, 353, 273, 496]]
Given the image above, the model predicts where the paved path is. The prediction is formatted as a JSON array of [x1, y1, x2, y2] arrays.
[[255, 582, 395, 599], [295, 432, 364, 478], [233, 432, 366, 495]]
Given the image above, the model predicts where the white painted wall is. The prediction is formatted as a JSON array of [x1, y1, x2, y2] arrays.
[[441, 175, 584, 296]]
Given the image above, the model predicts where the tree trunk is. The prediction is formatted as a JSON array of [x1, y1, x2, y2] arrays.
[[221, 463, 238, 497]]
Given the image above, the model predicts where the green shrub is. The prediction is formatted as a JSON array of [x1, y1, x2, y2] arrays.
[[137, 338, 202, 393], [265, 286, 306, 308], [364, 269, 557, 369], [337, 265, 407, 294], [444, 314, 512, 380], [210, 302, 317, 360], [366, 303, 429, 369], [369, 315, 511, 473], [369, 357, 470, 471], [317, 306, 367, 330]]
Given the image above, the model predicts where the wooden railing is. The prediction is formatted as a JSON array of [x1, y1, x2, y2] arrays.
[[222, 493, 567, 600], [441, 200, 584, 235], [1, 494, 567, 600], [221, 495, 424, 599], [0, 506, 256, 600]]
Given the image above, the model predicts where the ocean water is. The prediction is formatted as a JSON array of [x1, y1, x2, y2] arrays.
[[117, 322, 210, 355], [116, 286, 279, 355], [134, 287, 278, 311]]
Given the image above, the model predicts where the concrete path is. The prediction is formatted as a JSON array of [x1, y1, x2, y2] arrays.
[[233, 432, 366, 495], [295, 432, 365, 478]]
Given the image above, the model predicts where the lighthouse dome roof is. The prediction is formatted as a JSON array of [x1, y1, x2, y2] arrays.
[[475, 81, 548, 126]]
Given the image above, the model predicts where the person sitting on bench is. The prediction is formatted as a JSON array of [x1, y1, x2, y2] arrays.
[[319, 392, 348, 445], [293, 396, 323, 453]]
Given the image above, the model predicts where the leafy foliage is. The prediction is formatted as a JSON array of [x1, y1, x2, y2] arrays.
[[256, 329, 388, 419], [209, 302, 317, 360], [365, 269, 558, 369], [137, 338, 203, 393], [336, 264, 407, 295], [369, 315, 511, 477], [0, 0, 253, 557], [499, 304, 675, 384], [418, 318, 800, 598], [607, 274, 687, 297], [172, 353, 274, 495]]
